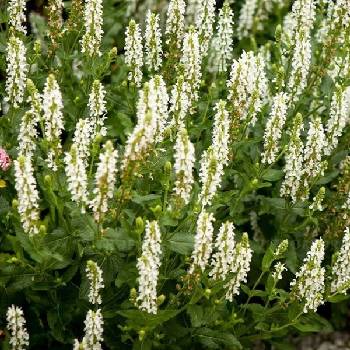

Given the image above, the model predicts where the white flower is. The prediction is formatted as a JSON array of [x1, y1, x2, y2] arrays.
[[6, 305, 29, 350], [280, 114, 304, 203], [8, 0, 26, 34], [290, 238, 325, 313], [64, 145, 89, 212], [198, 147, 224, 207], [212, 100, 230, 165], [186, 0, 200, 24], [274, 239, 289, 257], [225, 232, 253, 301], [72, 118, 94, 161], [82, 309, 104, 350], [287, 0, 316, 104], [169, 75, 190, 128], [125, 19, 143, 86], [237, 0, 258, 39], [181, 27, 202, 107], [189, 210, 215, 274], [81, 0, 104, 56], [325, 86, 350, 155], [331, 227, 350, 294], [145, 11, 163, 72], [89, 81, 107, 115], [4, 36, 28, 108], [173, 128, 195, 205], [14, 156, 40, 236], [302, 117, 326, 195], [309, 187, 325, 211], [196, 0, 216, 53], [90, 141, 118, 222], [122, 77, 168, 171], [122, 83, 158, 171], [272, 262, 287, 281], [328, 55, 350, 83], [88, 80, 107, 137], [150, 75, 169, 142], [86, 260, 104, 305], [210, 221, 236, 280], [227, 50, 268, 126], [262, 92, 289, 164], [18, 111, 39, 157], [210, 1, 234, 73], [26, 79, 42, 118], [42, 74, 64, 171], [136, 220, 162, 314], [165, 0, 186, 51]]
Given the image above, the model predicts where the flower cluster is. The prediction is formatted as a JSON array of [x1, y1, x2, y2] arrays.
[[6, 305, 29, 350], [196, 0, 216, 53], [325, 86, 350, 155], [145, 11, 163, 72], [75, 309, 104, 350], [169, 75, 190, 128], [86, 260, 104, 305], [42, 74, 64, 171], [90, 141, 118, 222], [331, 228, 350, 294], [290, 239, 325, 313], [88, 80, 107, 137], [224, 233, 253, 301], [0, 149, 12, 171], [227, 51, 268, 126], [125, 19, 143, 86], [280, 113, 304, 203], [286, 0, 316, 104], [81, 0, 104, 56], [199, 101, 230, 207], [165, 0, 186, 52], [210, 221, 236, 280], [237, 0, 258, 39], [181, 27, 202, 108], [173, 128, 195, 205], [136, 220, 162, 314], [8, 0, 27, 34], [4, 36, 28, 108], [272, 262, 287, 281], [18, 80, 41, 157], [262, 92, 289, 164], [210, 1, 234, 73], [189, 210, 215, 274], [122, 76, 169, 173], [14, 156, 40, 236]]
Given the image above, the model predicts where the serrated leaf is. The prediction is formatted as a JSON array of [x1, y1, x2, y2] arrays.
[[194, 328, 242, 350], [166, 232, 194, 255]]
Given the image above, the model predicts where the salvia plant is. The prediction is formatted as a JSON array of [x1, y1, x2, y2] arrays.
[[0, 0, 350, 349]]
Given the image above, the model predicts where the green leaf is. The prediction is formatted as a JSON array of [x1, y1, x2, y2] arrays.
[[187, 305, 204, 327], [194, 328, 242, 349], [327, 294, 350, 303], [293, 313, 333, 333], [117, 309, 180, 330], [262, 169, 284, 182], [166, 232, 194, 255], [132, 194, 161, 205], [262, 245, 275, 272], [105, 228, 135, 252]]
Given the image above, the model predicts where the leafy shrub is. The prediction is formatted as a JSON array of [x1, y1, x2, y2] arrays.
[[0, 0, 350, 349]]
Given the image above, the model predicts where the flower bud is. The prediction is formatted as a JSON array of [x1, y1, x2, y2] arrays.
[[157, 294, 166, 306], [138, 329, 146, 341]]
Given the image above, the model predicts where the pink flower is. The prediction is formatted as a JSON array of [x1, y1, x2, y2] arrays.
[[0, 149, 11, 171]]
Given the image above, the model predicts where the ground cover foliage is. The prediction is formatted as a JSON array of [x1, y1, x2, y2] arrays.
[[0, 0, 350, 349]]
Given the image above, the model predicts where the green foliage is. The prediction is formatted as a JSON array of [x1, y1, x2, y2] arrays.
[[0, 0, 350, 349]]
